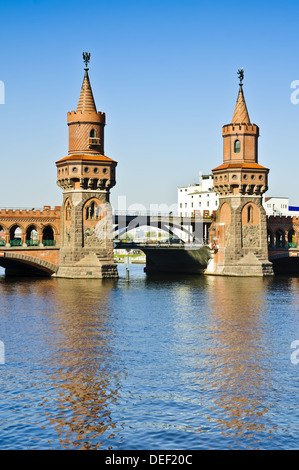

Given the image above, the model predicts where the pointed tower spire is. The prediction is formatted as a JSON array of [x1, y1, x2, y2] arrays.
[[76, 52, 97, 113], [231, 69, 251, 125]]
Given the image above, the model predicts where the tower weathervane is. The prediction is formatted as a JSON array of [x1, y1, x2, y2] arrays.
[[83, 52, 91, 70], [237, 68, 244, 85]]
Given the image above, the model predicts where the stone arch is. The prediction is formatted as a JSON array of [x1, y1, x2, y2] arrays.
[[83, 197, 105, 222], [64, 198, 72, 221], [288, 228, 296, 246], [241, 202, 260, 226], [241, 202, 260, 247], [42, 224, 57, 246], [26, 224, 40, 246], [9, 224, 24, 246], [219, 202, 231, 226], [0, 252, 58, 276], [82, 197, 107, 248], [275, 229, 285, 247]]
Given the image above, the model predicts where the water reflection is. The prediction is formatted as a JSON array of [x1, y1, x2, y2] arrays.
[[6, 277, 122, 450], [0, 268, 299, 449], [42, 278, 124, 449], [202, 276, 277, 448]]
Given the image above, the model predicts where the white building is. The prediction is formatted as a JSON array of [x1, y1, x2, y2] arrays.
[[263, 197, 289, 217], [178, 173, 298, 219], [178, 173, 218, 217]]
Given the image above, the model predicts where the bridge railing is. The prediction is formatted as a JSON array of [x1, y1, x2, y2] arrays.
[[114, 238, 209, 246], [112, 210, 181, 217]]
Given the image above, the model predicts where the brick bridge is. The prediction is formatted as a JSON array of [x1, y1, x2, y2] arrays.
[[0, 206, 60, 276], [0, 207, 299, 276]]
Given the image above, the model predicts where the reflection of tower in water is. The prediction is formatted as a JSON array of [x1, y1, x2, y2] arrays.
[[36, 278, 122, 449], [203, 275, 277, 448]]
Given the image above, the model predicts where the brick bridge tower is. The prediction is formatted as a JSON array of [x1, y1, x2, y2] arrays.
[[55, 53, 118, 278], [207, 70, 274, 276]]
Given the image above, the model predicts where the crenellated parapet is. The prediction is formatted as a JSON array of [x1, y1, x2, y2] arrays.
[[0, 205, 61, 220]]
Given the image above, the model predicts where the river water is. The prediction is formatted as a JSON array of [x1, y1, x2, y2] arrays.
[[0, 264, 299, 450]]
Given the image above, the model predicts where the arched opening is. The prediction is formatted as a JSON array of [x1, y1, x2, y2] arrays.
[[0, 225, 5, 246], [275, 229, 285, 248], [85, 201, 102, 220], [65, 199, 72, 221], [234, 139, 241, 153], [42, 226, 55, 246], [288, 229, 296, 247], [9, 225, 23, 246], [26, 225, 39, 246], [89, 129, 95, 138]]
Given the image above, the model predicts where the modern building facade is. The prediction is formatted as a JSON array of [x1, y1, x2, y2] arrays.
[[178, 173, 218, 217]]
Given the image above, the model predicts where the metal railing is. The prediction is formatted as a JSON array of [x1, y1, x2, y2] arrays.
[[42, 240, 56, 246]]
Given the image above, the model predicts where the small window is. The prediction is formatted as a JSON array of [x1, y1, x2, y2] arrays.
[[234, 139, 241, 153], [247, 205, 253, 224], [90, 129, 95, 138]]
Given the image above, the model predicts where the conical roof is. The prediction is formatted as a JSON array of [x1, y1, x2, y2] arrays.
[[231, 85, 251, 124], [76, 69, 97, 113]]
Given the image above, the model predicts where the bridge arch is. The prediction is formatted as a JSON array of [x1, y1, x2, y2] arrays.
[[26, 224, 40, 246], [269, 251, 299, 275], [0, 252, 58, 277], [42, 224, 57, 246], [274, 228, 285, 247], [288, 228, 296, 245], [9, 224, 24, 246]]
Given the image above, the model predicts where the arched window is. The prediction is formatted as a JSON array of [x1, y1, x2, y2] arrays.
[[89, 129, 95, 138], [85, 201, 102, 220], [26, 225, 39, 246], [247, 205, 253, 224], [43, 226, 55, 246], [234, 139, 241, 153], [65, 200, 72, 221], [9, 225, 22, 246]]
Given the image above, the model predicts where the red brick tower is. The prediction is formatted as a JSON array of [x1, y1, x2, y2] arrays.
[[55, 53, 118, 278], [207, 70, 274, 276]]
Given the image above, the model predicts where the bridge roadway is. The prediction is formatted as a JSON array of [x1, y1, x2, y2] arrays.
[[114, 240, 211, 275]]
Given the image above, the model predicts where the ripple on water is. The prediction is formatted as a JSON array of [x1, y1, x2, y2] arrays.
[[0, 266, 298, 449]]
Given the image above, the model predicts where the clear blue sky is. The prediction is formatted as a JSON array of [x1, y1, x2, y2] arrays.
[[0, 0, 299, 210]]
